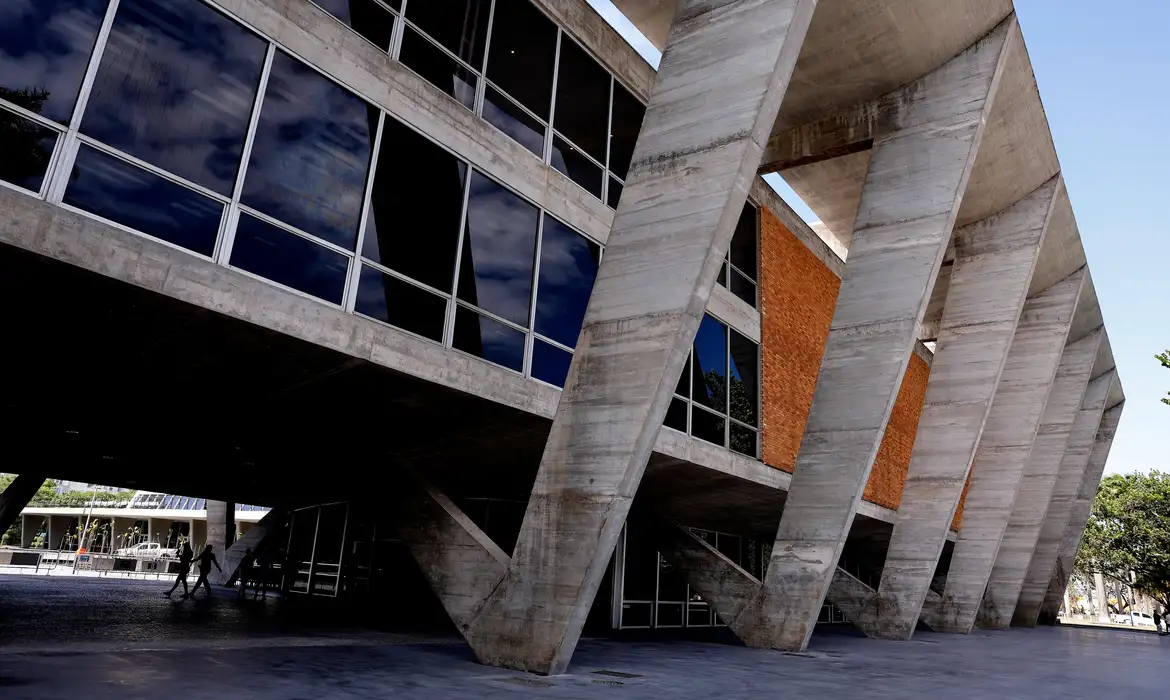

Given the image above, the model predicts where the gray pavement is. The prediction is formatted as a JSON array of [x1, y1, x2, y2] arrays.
[[1, 574, 1165, 699]]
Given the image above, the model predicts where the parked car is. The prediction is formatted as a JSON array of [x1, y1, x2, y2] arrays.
[[1110, 611, 1158, 628], [113, 542, 177, 559]]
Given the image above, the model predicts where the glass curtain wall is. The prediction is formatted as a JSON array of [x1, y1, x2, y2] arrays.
[[717, 202, 759, 308]]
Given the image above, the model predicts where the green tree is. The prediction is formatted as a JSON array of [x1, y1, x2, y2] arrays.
[[1157, 350, 1170, 406], [1076, 471, 1170, 612]]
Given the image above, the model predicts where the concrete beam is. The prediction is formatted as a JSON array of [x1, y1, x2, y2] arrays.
[[840, 176, 1060, 640], [655, 518, 763, 627], [735, 17, 1016, 652], [215, 508, 287, 586], [0, 474, 46, 538], [1013, 369, 1117, 626], [978, 327, 1104, 629], [1037, 401, 1124, 624], [925, 267, 1085, 634], [461, 0, 818, 674]]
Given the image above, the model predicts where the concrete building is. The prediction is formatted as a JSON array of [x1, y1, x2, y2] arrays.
[[0, 0, 1122, 675]]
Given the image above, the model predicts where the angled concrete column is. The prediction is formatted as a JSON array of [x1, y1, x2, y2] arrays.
[[0, 474, 45, 538], [978, 327, 1103, 629], [926, 268, 1085, 633], [846, 177, 1059, 640], [460, 0, 817, 674], [736, 17, 1016, 652], [1037, 401, 1124, 624], [1015, 370, 1117, 626], [205, 500, 236, 552], [215, 508, 288, 585]]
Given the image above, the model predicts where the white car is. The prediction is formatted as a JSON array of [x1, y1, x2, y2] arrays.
[[1111, 612, 1157, 628], [113, 542, 177, 559]]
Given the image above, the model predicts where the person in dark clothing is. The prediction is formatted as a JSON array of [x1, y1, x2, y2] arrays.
[[164, 542, 194, 598], [189, 544, 222, 597], [237, 548, 256, 597]]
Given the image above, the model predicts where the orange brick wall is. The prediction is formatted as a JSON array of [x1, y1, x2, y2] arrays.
[[951, 475, 973, 531], [757, 206, 931, 511]]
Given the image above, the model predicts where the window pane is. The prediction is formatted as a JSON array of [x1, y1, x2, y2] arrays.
[[730, 202, 758, 280], [242, 51, 376, 250], [355, 266, 446, 342], [553, 39, 608, 164], [457, 172, 538, 326], [663, 397, 687, 433], [362, 117, 466, 292], [82, 0, 266, 196], [531, 340, 571, 388], [482, 86, 544, 158], [452, 305, 524, 372], [609, 82, 644, 181], [399, 27, 476, 110], [0, 0, 108, 125], [230, 214, 349, 304], [691, 406, 726, 447], [64, 145, 222, 257], [607, 177, 622, 210], [730, 423, 757, 458], [729, 329, 758, 427], [404, 0, 489, 68], [534, 216, 599, 348], [0, 108, 57, 193], [313, 0, 395, 50], [730, 268, 756, 308], [485, 0, 555, 119], [551, 135, 602, 199], [675, 351, 690, 398], [692, 314, 727, 413]]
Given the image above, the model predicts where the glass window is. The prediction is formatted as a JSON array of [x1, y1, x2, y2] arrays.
[[691, 406, 725, 447], [362, 117, 467, 292], [229, 213, 350, 304], [730, 423, 757, 458], [0, 0, 108, 125], [452, 305, 524, 372], [482, 86, 544, 158], [242, 51, 376, 250], [63, 145, 223, 256], [730, 203, 757, 280], [608, 82, 644, 181], [313, 0, 396, 50], [675, 351, 690, 398], [730, 269, 756, 307], [550, 135, 602, 199], [531, 340, 571, 388], [354, 265, 447, 342], [729, 330, 759, 427], [0, 108, 58, 193], [664, 397, 688, 432], [534, 216, 599, 348], [607, 177, 622, 210], [457, 172, 538, 326], [404, 0, 490, 69], [399, 27, 476, 110], [485, 0, 556, 120], [81, 0, 266, 197], [553, 39, 608, 164], [692, 314, 727, 412]]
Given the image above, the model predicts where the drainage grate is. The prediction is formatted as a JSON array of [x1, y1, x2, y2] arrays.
[[502, 677, 553, 688], [591, 679, 625, 687], [592, 670, 642, 679]]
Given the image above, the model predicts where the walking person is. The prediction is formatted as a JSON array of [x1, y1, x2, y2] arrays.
[[163, 542, 194, 598], [237, 548, 256, 598], [189, 544, 222, 598]]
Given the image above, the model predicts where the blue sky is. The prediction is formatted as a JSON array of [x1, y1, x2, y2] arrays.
[[587, 0, 1168, 475]]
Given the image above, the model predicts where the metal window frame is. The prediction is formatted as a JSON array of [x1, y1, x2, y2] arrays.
[[310, 0, 401, 55]]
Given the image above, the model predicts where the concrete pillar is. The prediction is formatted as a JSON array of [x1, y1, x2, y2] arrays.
[[216, 509, 286, 585], [978, 327, 1103, 628], [455, 0, 818, 675], [927, 267, 1085, 633], [1037, 401, 1124, 624], [1013, 369, 1115, 626], [205, 500, 236, 552], [0, 473, 45, 537], [854, 176, 1059, 640], [739, 17, 1016, 651]]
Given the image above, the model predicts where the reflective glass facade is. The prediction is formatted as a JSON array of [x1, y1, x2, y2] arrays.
[[717, 202, 759, 308]]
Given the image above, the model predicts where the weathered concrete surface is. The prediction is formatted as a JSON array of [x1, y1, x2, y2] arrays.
[[843, 176, 1059, 640], [1037, 401, 1125, 624], [0, 474, 45, 538], [926, 268, 1086, 634], [456, 0, 819, 673], [1014, 370, 1117, 626], [205, 501, 236, 554], [978, 328, 1103, 629], [733, 17, 1015, 652], [654, 519, 762, 627], [216, 509, 287, 586]]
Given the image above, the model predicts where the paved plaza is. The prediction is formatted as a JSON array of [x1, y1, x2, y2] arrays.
[[1, 575, 1164, 699]]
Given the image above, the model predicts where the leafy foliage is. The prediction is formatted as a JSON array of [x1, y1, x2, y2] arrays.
[[1076, 471, 1170, 611], [1158, 350, 1170, 406]]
